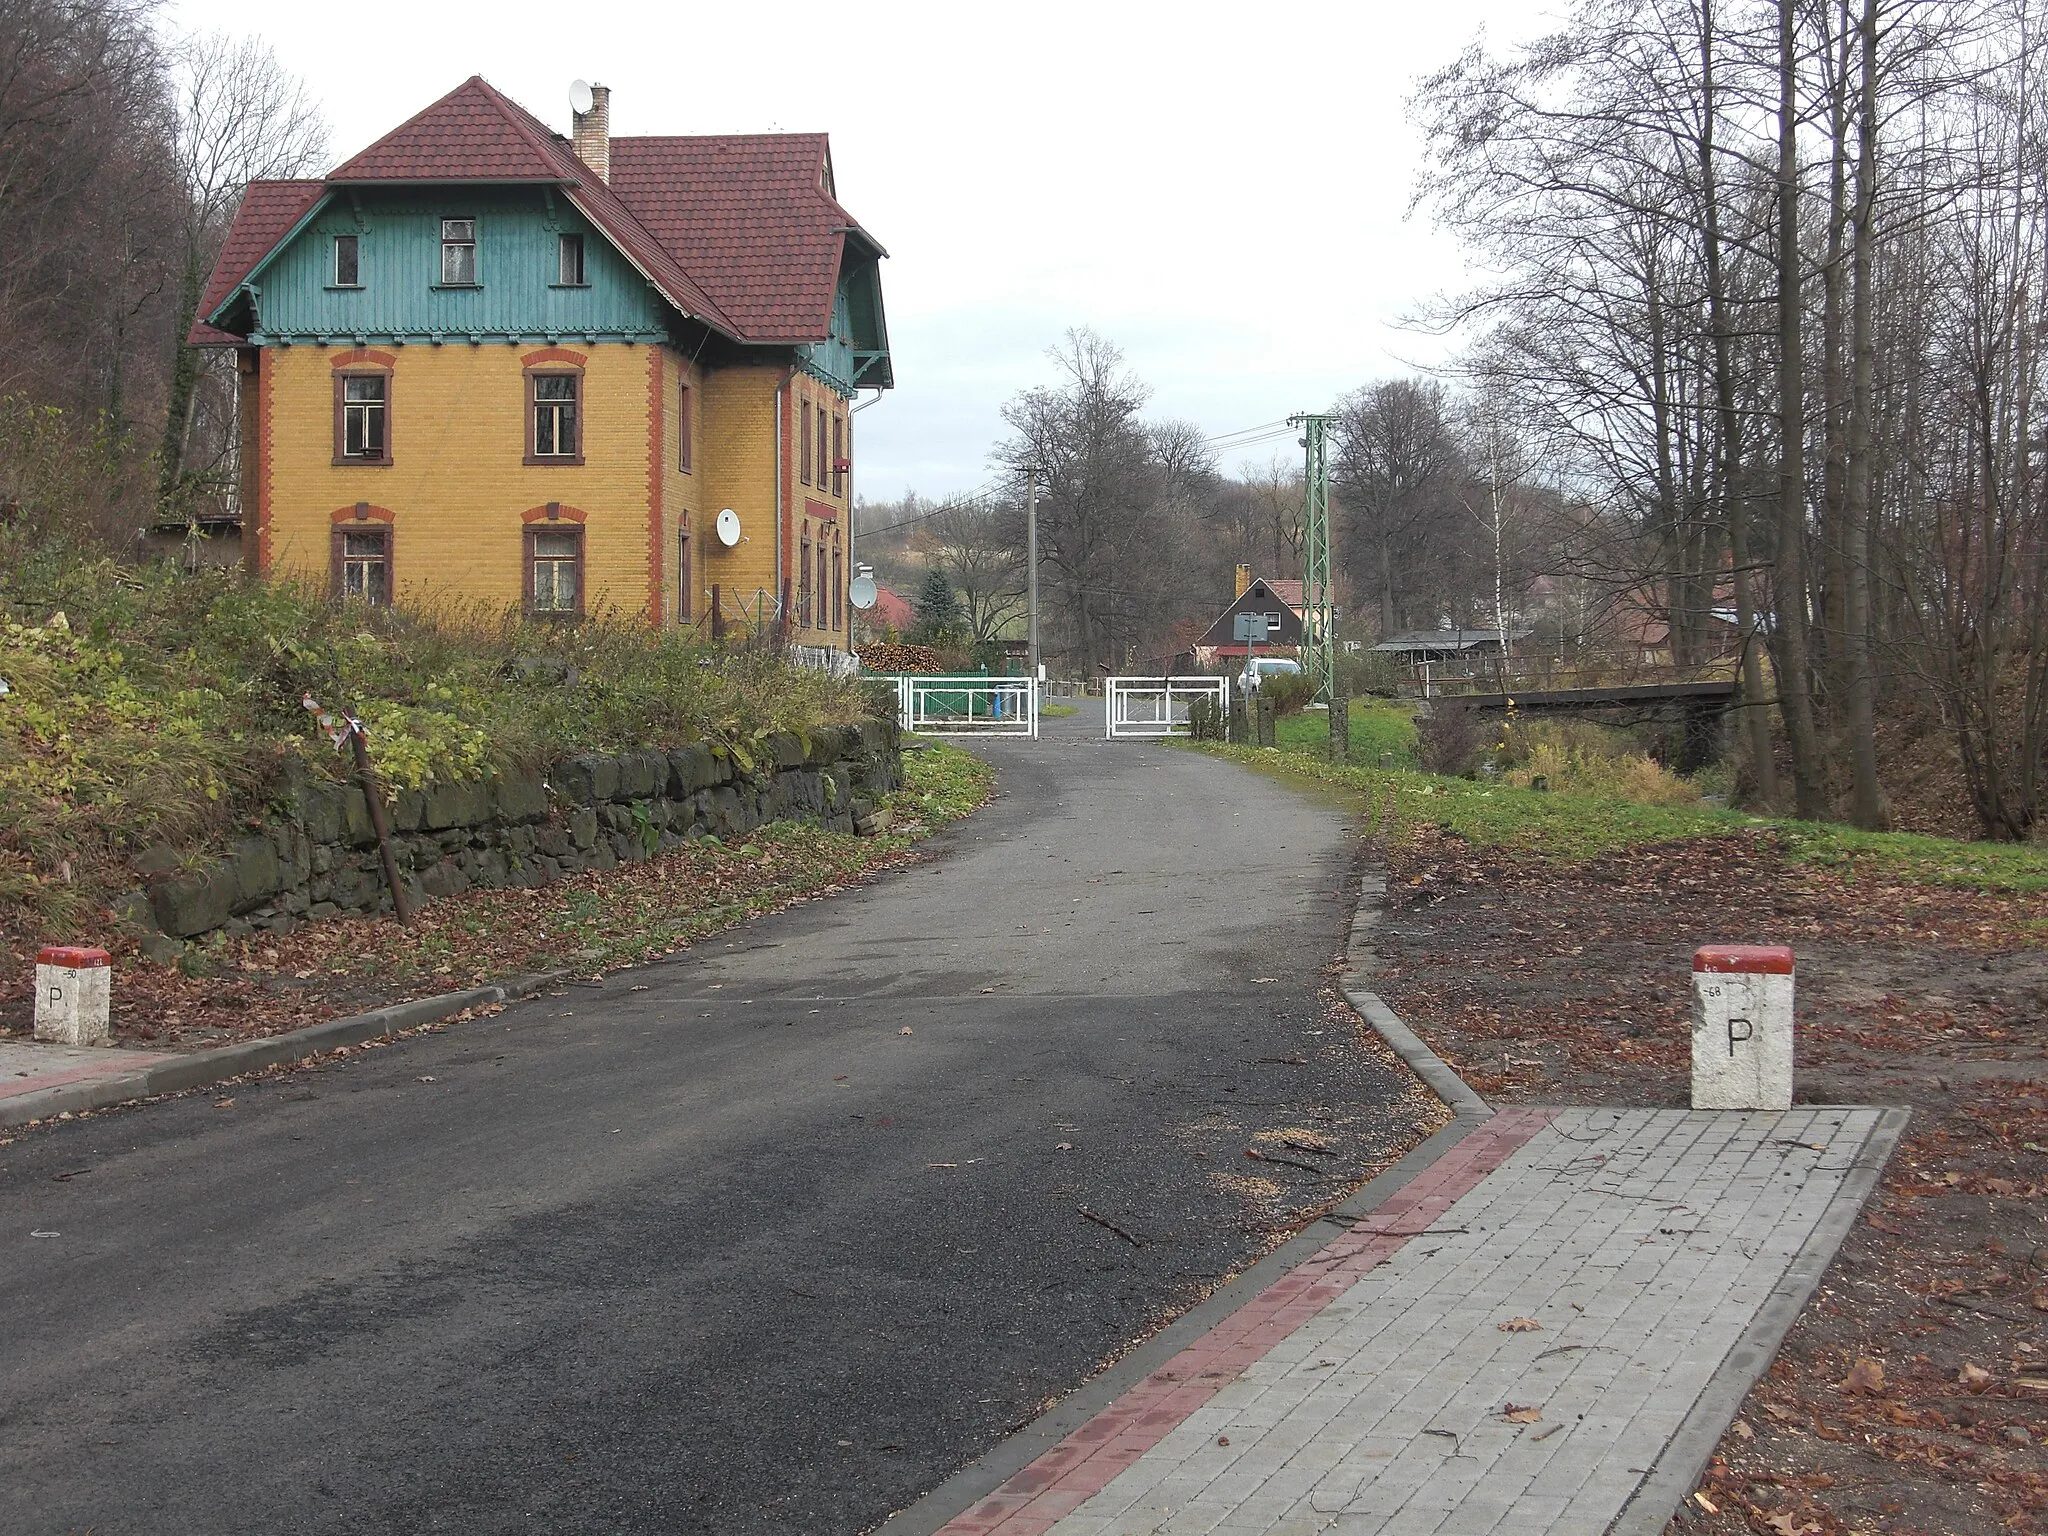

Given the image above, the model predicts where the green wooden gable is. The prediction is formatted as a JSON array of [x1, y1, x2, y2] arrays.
[[799, 258, 891, 394], [230, 187, 674, 346]]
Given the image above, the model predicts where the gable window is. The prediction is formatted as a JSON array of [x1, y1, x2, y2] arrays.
[[527, 526, 583, 615], [799, 399, 812, 485], [529, 373, 580, 462], [441, 218, 476, 285], [832, 414, 845, 496], [333, 374, 390, 465], [333, 527, 390, 605], [677, 382, 693, 472], [333, 234, 360, 287], [558, 232, 585, 286]]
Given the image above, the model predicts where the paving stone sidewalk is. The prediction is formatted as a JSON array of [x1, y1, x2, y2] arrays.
[[924, 1104, 1903, 1536]]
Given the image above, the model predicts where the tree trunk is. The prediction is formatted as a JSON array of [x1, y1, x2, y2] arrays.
[[157, 247, 206, 506], [1840, 0, 1888, 829], [1816, 0, 1854, 705], [1699, 0, 1779, 803], [1776, 0, 1830, 820]]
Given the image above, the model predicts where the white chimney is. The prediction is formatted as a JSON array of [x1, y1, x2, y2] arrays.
[[572, 83, 610, 183]]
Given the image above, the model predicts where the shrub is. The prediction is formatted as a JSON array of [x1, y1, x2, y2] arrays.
[[0, 527, 873, 940], [1415, 702, 1486, 776], [1258, 671, 1316, 717]]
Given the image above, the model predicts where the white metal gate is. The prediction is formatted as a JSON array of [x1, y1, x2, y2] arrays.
[[1105, 676, 1229, 739], [892, 674, 1039, 738]]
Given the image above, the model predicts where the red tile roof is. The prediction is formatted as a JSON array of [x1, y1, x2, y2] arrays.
[[187, 179, 325, 345], [193, 76, 882, 349], [327, 76, 567, 183], [610, 134, 880, 343]]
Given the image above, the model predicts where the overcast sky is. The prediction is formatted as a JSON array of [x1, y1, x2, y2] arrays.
[[168, 0, 1555, 500]]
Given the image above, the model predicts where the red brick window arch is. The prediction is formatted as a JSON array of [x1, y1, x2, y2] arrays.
[[328, 504, 396, 604], [522, 348, 587, 466], [521, 503, 588, 617]]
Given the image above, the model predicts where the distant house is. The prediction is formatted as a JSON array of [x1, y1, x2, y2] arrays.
[[1191, 576, 1307, 669], [865, 582, 914, 635]]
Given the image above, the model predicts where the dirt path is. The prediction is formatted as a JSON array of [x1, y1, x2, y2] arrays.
[[1368, 826, 2048, 1536]]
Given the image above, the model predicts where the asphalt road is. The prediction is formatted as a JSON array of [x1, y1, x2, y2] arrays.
[[0, 701, 1433, 1535]]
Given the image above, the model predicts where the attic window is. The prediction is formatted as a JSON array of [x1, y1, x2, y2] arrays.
[[333, 234, 360, 287], [441, 218, 476, 285], [558, 233, 585, 286]]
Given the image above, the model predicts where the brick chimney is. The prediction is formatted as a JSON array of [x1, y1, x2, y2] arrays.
[[1235, 562, 1253, 599], [572, 83, 610, 183]]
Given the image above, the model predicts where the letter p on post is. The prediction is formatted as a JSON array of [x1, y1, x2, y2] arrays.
[[1691, 944, 1793, 1110], [33, 945, 112, 1047]]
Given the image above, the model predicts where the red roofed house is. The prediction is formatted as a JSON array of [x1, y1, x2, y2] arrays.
[[191, 78, 891, 650]]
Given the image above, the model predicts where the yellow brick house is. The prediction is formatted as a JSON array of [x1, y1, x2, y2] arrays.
[[191, 77, 891, 652]]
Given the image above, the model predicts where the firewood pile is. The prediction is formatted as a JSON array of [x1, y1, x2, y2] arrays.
[[855, 642, 944, 674]]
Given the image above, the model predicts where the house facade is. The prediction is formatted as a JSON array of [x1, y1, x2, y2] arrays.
[[191, 77, 891, 651], [1191, 575, 1309, 670]]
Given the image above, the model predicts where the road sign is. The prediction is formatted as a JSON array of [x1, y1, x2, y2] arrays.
[[1233, 612, 1273, 642]]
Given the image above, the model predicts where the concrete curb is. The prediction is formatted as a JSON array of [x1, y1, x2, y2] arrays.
[[1608, 1103, 1912, 1535], [0, 970, 566, 1129], [1342, 871, 1492, 1122]]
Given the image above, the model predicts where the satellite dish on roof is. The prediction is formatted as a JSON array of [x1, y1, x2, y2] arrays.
[[715, 508, 743, 547], [569, 79, 595, 115], [849, 573, 878, 611]]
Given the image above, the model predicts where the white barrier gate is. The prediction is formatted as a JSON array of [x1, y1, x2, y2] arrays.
[[893, 674, 1039, 739], [1105, 676, 1229, 739]]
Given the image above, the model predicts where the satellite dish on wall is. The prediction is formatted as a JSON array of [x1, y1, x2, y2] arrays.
[[849, 574, 878, 611], [569, 79, 595, 115], [715, 508, 742, 547]]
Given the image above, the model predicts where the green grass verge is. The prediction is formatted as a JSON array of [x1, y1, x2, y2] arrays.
[[1274, 698, 1419, 765], [1202, 744, 2048, 896], [1040, 702, 1079, 718]]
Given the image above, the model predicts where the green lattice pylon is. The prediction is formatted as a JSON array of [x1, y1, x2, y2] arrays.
[[1290, 413, 1336, 702]]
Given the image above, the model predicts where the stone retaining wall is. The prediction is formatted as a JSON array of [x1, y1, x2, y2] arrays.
[[134, 719, 901, 946]]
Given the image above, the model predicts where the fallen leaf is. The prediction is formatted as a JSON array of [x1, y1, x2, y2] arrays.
[[899, 1026, 913, 1035], [415, 1075, 436, 1083], [1502, 1403, 1542, 1423], [1055, 1142, 1074, 1151], [1499, 1317, 1543, 1333], [1731, 1418, 1754, 1441], [1959, 1362, 1995, 1389], [1764, 1515, 1820, 1536], [1692, 1492, 1719, 1514], [1837, 1356, 1885, 1395], [1216, 1435, 1229, 1447], [213, 1098, 234, 1109]]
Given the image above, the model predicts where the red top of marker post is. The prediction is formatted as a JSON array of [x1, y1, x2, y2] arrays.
[[1693, 944, 1793, 975], [37, 945, 111, 969]]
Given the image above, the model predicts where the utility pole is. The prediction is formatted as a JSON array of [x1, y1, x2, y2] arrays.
[[1025, 465, 1040, 684], [1290, 413, 1336, 703]]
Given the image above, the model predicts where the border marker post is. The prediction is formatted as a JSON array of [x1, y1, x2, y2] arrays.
[[1692, 944, 1794, 1109]]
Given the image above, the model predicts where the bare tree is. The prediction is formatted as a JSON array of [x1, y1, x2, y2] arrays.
[[923, 499, 1027, 642], [158, 30, 327, 508]]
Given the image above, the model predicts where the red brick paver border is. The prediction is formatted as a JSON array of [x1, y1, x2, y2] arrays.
[[934, 1109, 1556, 1536]]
